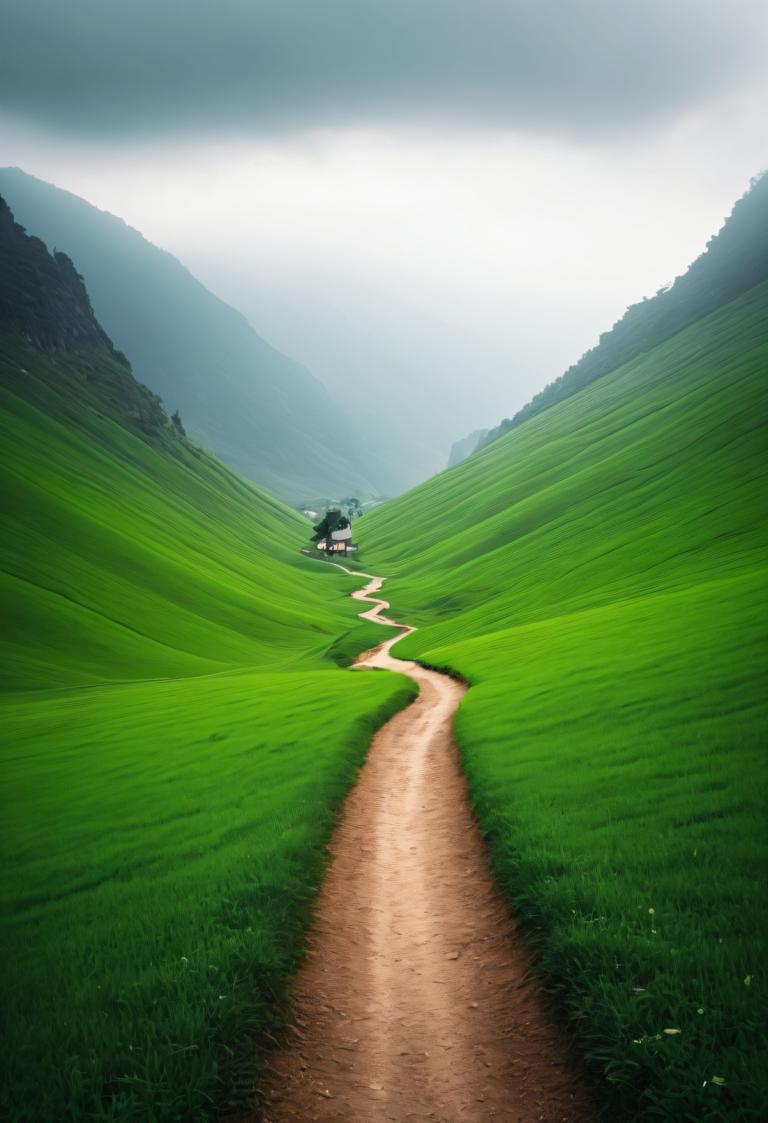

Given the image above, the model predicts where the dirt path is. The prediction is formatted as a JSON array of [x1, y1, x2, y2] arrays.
[[259, 569, 594, 1122]]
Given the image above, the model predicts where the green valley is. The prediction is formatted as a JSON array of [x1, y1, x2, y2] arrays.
[[2, 152, 767, 1123], [0, 166, 391, 504], [0, 199, 414, 1120], [360, 279, 768, 1119]]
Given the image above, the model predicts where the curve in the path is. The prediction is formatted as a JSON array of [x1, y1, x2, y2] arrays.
[[259, 568, 594, 1122]]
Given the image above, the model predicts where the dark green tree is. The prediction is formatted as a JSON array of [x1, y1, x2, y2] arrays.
[[311, 508, 349, 542]]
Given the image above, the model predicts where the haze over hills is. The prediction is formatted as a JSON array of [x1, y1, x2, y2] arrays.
[[475, 173, 768, 452], [0, 166, 392, 505], [360, 222, 768, 1116], [0, 194, 415, 1119], [0, 194, 174, 447], [2, 154, 766, 1120], [447, 427, 489, 468], [2, 0, 767, 1118]]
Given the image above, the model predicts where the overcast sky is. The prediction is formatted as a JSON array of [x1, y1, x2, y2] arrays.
[[1, 0, 766, 480]]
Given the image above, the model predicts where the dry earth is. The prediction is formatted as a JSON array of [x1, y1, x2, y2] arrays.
[[257, 571, 595, 1122]]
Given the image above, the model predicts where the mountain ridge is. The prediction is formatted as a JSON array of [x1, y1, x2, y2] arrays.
[[0, 166, 387, 503], [0, 192, 179, 443], [477, 171, 768, 451], [1, 195, 115, 356], [0, 192, 415, 1122]]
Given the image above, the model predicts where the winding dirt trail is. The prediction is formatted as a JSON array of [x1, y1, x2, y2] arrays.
[[259, 569, 594, 1122]]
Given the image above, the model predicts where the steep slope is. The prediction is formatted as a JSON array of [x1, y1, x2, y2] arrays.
[[361, 281, 768, 1119], [0, 194, 172, 442], [0, 200, 414, 1121], [480, 172, 768, 450], [0, 166, 385, 503]]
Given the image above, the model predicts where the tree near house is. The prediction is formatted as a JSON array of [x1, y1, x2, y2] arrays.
[[311, 508, 349, 542]]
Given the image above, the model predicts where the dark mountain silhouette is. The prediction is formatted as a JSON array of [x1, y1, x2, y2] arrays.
[[1, 196, 112, 355], [0, 167, 384, 503], [0, 194, 172, 440]]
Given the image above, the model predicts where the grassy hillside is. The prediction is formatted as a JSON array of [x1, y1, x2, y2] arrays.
[[480, 172, 768, 450], [0, 360, 414, 1120], [1, 347, 362, 689], [0, 166, 391, 503], [360, 281, 768, 1120], [0, 210, 413, 1119]]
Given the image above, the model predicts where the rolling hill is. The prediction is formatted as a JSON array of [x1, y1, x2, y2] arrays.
[[0, 196, 415, 1121], [360, 268, 768, 1115], [0, 166, 388, 504], [478, 172, 768, 451]]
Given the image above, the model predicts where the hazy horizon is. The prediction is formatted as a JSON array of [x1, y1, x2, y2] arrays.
[[2, 0, 766, 483]]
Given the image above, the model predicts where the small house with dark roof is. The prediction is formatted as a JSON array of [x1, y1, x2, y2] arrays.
[[315, 524, 357, 555]]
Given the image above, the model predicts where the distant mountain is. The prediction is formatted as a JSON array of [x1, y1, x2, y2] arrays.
[[447, 428, 489, 468], [480, 172, 768, 449], [0, 167, 383, 503]]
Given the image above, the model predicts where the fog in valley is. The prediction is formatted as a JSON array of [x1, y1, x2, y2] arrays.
[[2, 0, 765, 488]]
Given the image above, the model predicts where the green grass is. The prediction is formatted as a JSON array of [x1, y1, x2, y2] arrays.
[[361, 282, 768, 1120], [0, 345, 374, 689], [1, 670, 413, 1122], [324, 618, 397, 666], [0, 340, 415, 1121]]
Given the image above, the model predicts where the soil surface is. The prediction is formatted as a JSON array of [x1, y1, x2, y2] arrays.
[[258, 570, 594, 1122]]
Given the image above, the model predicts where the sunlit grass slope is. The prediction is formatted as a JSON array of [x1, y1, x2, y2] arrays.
[[2, 672, 410, 1122], [0, 339, 413, 1121], [1, 342, 372, 689], [361, 282, 768, 1120]]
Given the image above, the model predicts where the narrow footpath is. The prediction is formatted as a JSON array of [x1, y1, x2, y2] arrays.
[[259, 570, 594, 1122]]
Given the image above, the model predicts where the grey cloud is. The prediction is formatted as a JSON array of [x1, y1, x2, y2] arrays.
[[1, 0, 765, 138]]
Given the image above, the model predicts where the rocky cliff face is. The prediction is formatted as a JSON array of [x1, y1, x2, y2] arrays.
[[0, 195, 172, 440], [0, 196, 121, 356], [0, 168, 387, 503]]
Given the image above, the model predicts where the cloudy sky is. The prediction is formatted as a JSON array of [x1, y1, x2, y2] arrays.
[[2, 0, 766, 481]]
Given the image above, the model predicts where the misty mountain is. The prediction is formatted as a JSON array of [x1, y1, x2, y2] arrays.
[[447, 428, 489, 468], [0, 194, 174, 442], [480, 172, 768, 450], [0, 167, 387, 504], [1, 197, 110, 355]]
